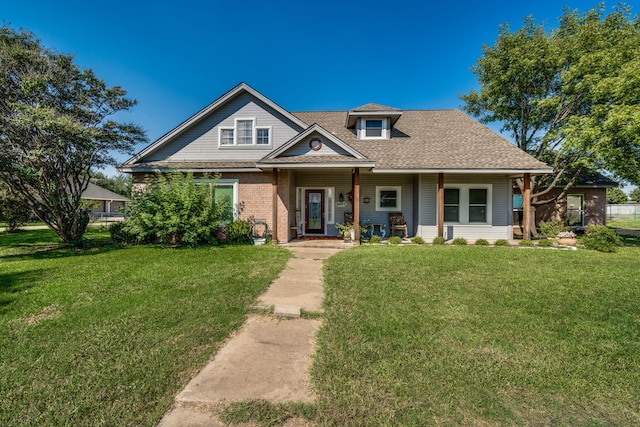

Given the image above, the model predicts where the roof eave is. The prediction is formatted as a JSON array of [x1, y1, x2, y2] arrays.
[[371, 168, 554, 175], [257, 162, 376, 169]]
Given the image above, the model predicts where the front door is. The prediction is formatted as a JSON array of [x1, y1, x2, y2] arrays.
[[305, 189, 325, 234]]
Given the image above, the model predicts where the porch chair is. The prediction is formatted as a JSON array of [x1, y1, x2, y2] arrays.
[[389, 212, 408, 238]]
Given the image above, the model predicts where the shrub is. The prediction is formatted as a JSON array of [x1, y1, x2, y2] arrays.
[[519, 239, 533, 247], [432, 236, 446, 245], [0, 186, 31, 232], [226, 220, 251, 244], [369, 235, 382, 244], [494, 239, 510, 247], [122, 171, 230, 246], [536, 239, 554, 247], [389, 236, 402, 245], [452, 237, 467, 246], [474, 239, 489, 246], [582, 225, 622, 252], [538, 220, 567, 238], [411, 236, 425, 244], [109, 221, 136, 244]]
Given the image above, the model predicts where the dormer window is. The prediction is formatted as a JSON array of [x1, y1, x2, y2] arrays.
[[365, 119, 383, 138], [358, 118, 389, 139]]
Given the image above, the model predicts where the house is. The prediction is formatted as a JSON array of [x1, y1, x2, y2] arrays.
[[81, 182, 128, 217], [119, 83, 552, 243]]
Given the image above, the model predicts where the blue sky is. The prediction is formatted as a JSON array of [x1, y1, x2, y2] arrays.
[[2, 0, 636, 189]]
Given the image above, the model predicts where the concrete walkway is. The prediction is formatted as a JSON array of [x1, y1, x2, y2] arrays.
[[158, 244, 345, 427]]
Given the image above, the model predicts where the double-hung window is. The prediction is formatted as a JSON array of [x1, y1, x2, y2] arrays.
[[359, 118, 388, 139], [375, 186, 401, 211], [442, 185, 492, 224], [197, 179, 239, 222], [236, 120, 253, 145]]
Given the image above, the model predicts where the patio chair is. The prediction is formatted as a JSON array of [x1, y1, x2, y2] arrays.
[[389, 212, 408, 238]]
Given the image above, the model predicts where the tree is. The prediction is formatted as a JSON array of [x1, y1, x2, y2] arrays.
[[90, 171, 132, 197], [0, 182, 32, 231], [631, 188, 640, 203], [607, 187, 628, 204], [0, 25, 146, 245], [461, 4, 640, 233]]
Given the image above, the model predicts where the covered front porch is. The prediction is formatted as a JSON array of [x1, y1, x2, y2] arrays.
[[268, 166, 535, 244]]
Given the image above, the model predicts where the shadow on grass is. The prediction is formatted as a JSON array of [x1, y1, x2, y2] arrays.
[[0, 269, 52, 313]]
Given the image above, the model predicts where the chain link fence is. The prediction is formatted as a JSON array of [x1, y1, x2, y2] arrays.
[[607, 204, 640, 221]]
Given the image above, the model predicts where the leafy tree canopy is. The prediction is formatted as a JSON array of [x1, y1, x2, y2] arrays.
[[606, 187, 628, 204], [0, 25, 146, 245], [630, 187, 640, 203], [89, 171, 132, 197], [462, 3, 640, 205]]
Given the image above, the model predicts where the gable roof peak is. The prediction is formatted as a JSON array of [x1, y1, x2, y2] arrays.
[[351, 103, 400, 112]]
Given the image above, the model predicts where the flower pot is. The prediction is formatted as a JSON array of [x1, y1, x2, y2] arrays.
[[557, 237, 576, 246]]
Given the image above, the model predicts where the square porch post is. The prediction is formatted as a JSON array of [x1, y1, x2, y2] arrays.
[[353, 168, 360, 244], [523, 173, 531, 240], [437, 173, 444, 238], [272, 168, 278, 244]]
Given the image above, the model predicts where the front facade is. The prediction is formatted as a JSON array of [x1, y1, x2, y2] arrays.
[[120, 83, 551, 243]]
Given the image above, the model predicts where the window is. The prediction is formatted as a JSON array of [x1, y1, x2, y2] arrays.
[[469, 189, 487, 222], [196, 179, 239, 221], [257, 128, 270, 145], [237, 120, 253, 145], [218, 118, 271, 146], [442, 185, 492, 224], [444, 189, 460, 222], [220, 128, 234, 145], [567, 194, 584, 226], [359, 118, 388, 139], [375, 186, 401, 211], [365, 119, 383, 137]]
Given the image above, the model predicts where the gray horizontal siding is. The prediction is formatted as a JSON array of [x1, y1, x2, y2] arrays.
[[283, 134, 351, 157], [417, 173, 513, 240], [148, 92, 303, 162]]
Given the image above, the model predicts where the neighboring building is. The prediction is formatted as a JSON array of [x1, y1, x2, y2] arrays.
[[119, 83, 551, 242], [81, 182, 128, 216]]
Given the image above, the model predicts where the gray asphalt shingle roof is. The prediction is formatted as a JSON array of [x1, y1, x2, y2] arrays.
[[292, 109, 550, 170]]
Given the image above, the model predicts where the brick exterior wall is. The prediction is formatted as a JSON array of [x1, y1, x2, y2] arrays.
[[534, 188, 607, 226]]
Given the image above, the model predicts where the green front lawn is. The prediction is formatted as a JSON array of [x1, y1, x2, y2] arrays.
[[0, 229, 290, 426], [314, 245, 640, 425]]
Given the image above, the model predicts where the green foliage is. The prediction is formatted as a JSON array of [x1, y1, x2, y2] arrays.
[[389, 236, 402, 245], [410, 236, 425, 244], [122, 171, 229, 246], [494, 239, 510, 246], [0, 25, 147, 246], [474, 238, 489, 246], [432, 236, 446, 245], [630, 188, 640, 202], [538, 220, 567, 238], [225, 220, 251, 244], [108, 221, 135, 244], [462, 4, 640, 190], [537, 238, 554, 247], [582, 225, 622, 252], [451, 237, 467, 245], [607, 188, 628, 204], [0, 184, 31, 231], [90, 171, 132, 197], [369, 235, 382, 244], [519, 239, 534, 247]]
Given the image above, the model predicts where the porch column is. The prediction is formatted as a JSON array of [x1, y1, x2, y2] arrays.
[[353, 168, 360, 244], [272, 168, 278, 244], [523, 173, 531, 240], [437, 173, 444, 238]]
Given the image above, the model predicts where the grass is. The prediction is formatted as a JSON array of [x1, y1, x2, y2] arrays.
[[0, 228, 290, 426], [607, 217, 640, 229], [313, 245, 640, 425]]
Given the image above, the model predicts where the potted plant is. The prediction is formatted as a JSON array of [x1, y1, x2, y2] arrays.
[[335, 222, 366, 242], [556, 230, 577, 246]]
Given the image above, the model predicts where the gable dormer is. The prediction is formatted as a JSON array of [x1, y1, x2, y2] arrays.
[[346, 103, 403, 140]]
